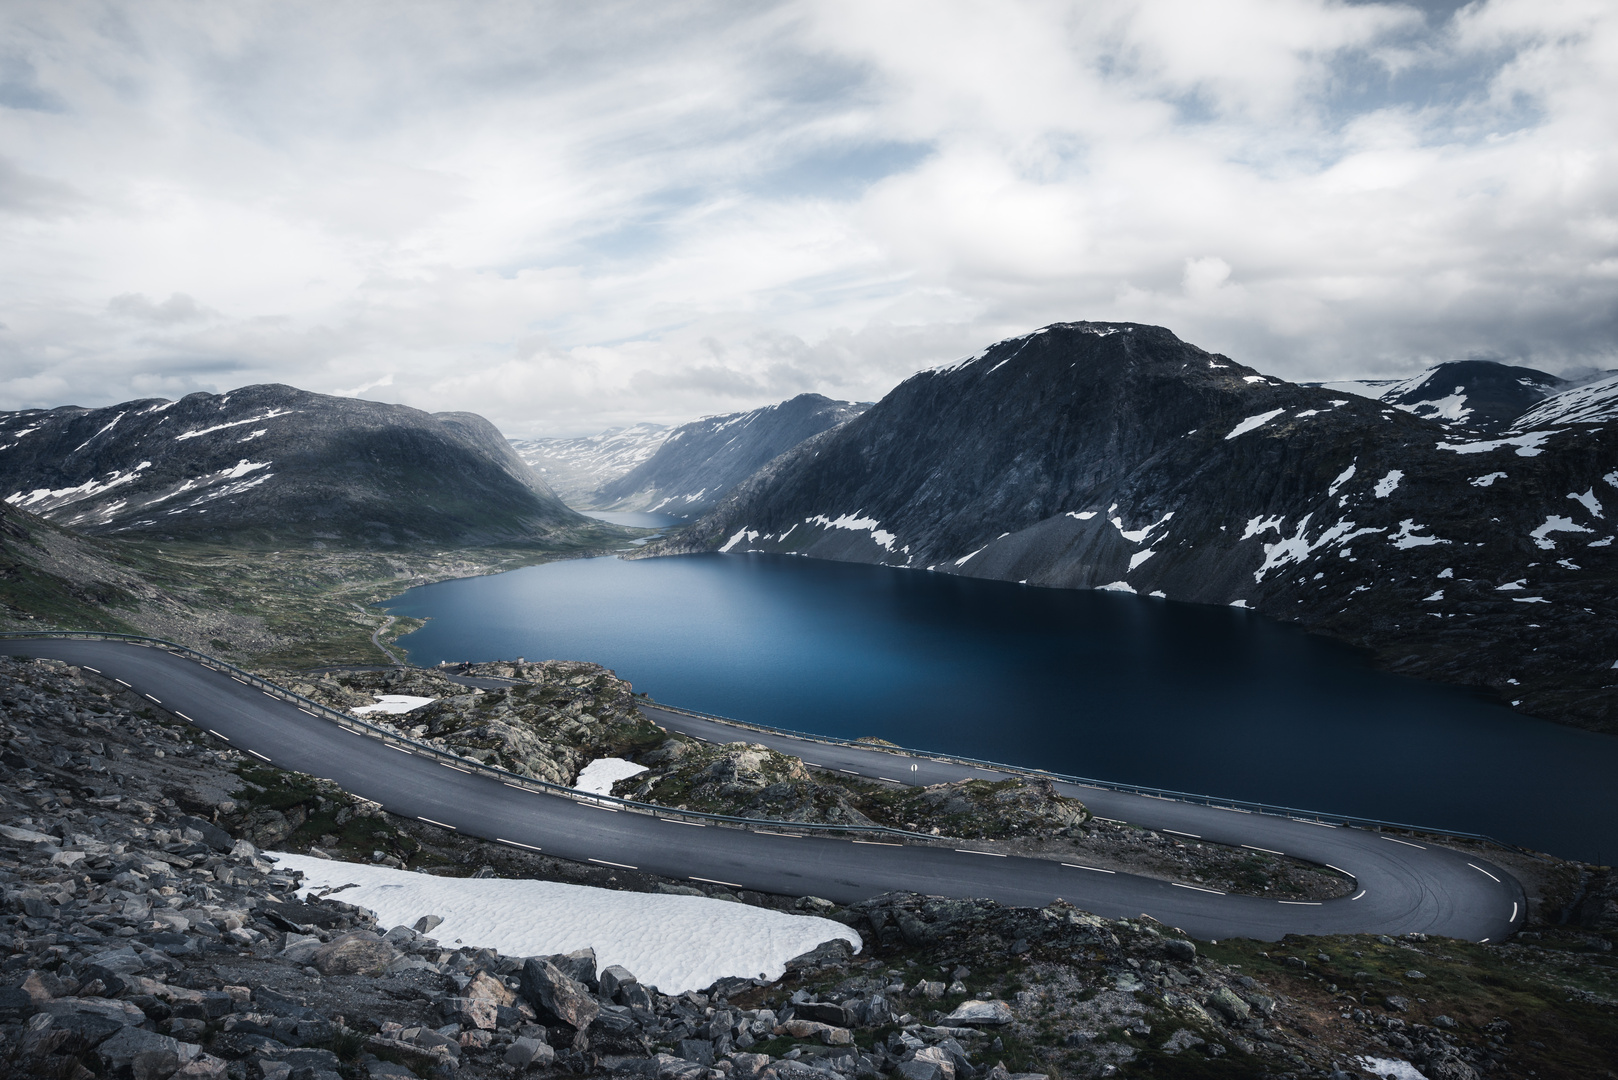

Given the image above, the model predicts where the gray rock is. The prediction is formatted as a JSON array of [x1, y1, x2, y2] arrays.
[[1204, 987, 1251, 1022], [520, 957, 600, 1030], [40, 996, 149, 1027], [599, 963, 637, 1002], [1385, 995, 1411, 1012], [86, 946, 149, 975], [796, 1000, 852, 1027], [366, 1062, 419, 1080], [94, 1025, 201, 1078], [1425, 1053, 1482, 1080], [677, 1038, 715, 1066], [309, 932, 399, 976], [442, 995, 498, 1031], [941, 1000, 1013, 1027], [412, 914, 443, 934], [1161, 1028, 1205, 1055], [504, 1036, 556, 1069], [276, 934, 323, 964], [1162, 938, 1197, 962]]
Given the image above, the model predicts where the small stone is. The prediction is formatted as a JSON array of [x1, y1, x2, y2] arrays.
[[1405, 970, 1427, 980]]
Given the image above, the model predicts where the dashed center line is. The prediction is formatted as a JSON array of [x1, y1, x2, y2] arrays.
[[417, 816, 455, 830], [955, 849, 1006, 857], [498, 838, 542, 852], [662, 819, 705, 827], [1468, 862, 1502, 883], [1061, 863, 1116, 874], [175, 712, 195, 723], [690, 875, 743, 889], [1242, 844, 1284, 856], [208, 729, 229, 742], [247, 750, 272, 762], [1171, 882, 1225, 895], [588, 858, 637, 870], [1382, 836, 1426, 849], [115, 679, 131, 687], [1164, 829, 1200, 839], [440, 762, 472, 774], [388, 745, 413, 755], [144, 693, 161, 704]]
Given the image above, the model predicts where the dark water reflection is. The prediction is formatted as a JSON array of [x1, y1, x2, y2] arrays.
[[386, 553, 1618, 861]]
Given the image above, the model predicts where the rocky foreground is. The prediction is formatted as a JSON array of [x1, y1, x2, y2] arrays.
[[3, 654, 1615, 1079]]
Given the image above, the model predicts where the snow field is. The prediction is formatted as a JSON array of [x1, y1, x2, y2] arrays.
[[351, 695, 437, 715], [573, 757, 649, 795], [268, 853, 860, 993]]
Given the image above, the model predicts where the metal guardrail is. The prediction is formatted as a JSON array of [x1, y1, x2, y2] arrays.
[[640, 702, 1514, 848], [0, 631, 933, 842]]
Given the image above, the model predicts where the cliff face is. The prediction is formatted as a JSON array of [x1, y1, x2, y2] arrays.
[[589, 394, 868, 517], [0, 385, 586, 548], [646, 322, 1618, 730]]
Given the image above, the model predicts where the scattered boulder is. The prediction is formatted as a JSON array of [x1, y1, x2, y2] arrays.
[[309, 932, 400, 976], [519, 957, 600, 1030], [942, 999, 1014, 1027]]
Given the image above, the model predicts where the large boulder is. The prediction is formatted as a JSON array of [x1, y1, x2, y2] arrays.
[[941, 999, 1013, 1027], [94, 1026, 202, 1080], [310, 932, 400, 976], [520, 958, 599, 1031]]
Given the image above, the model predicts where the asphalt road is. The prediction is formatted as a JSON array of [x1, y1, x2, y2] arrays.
[[2, 639, 1524, 943]]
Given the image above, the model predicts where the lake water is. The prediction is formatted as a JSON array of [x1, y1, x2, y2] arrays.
[[385, 552, 1618, 862]]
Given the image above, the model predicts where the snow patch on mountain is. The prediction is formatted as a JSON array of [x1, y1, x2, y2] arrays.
[[1514, 372, 1618, 428], [6, 461, 153, 512], [806, 512, 898, 551], [1530, 516, 1593, 550], [1437, 431, 1557, 457], [1225, 409, 1286, 440], [174, 408, 294, 441]]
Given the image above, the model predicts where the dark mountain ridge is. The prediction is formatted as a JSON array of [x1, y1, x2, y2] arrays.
[[589, 393, 868, 516], [0, 385, 588, 548], [648, 322, 1618, 730], [1315, 358, 1568, 432]]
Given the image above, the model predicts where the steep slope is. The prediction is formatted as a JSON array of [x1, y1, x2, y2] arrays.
[[649, 322, 1618, 730], [1315, 359, 1567, 432], [1514, 371, 1618, 428], [509, 422, 670, 506], [589, 394, 868, 516], [0, 385, 590, 547]]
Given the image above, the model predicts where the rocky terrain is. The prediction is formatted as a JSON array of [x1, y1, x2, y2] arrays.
[[643, 323, 1618, 732], [590, 396, 868, 518], [1314, 360, 1571, 433], [7, 652, 1613, 1079], [510, 426, 673, 508], [0, 385, 598, 548]]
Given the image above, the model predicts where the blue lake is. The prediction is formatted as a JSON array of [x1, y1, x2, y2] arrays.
[[385, 552, 1618, 862]]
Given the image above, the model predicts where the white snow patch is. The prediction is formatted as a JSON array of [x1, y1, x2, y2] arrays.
[[1252, 515, 1387, 582], [71, 411, 127, 454], [1530, 516, 1593, 550], [573, 758, 649, 796], [1224, 409, 1286, 440], [1496, 580, 1526, 591], [1390, 520, 1450, 549], [1590, 537, 1614, 547], [1422, 590, 1444, 601], [1353, 1056, 1425, 1080], [1229, 599, 1250, 608], [1242, 515, 1284, 541], [1606, 471, 1618, 489], [1111, 511, 1172, 544], [1066, 511, 1097, 520], [1241, 375, 1266, 383], [1513, 371, 1618, 428], [1436, 431, 1556, 457], [1568, 489, 1604, 518], [1327, 463, 1356, 497], [175, 408, 293, 441], [719, 528, 759, 553], [142, 401, 176, 414], [351, 695, 436, 716], [1373, 470, 1403, 498], [1513, 596, 1550, 604], [1148, 590, 1166, 598], [805, 512, 899, 552], [6, 461, 153, 511], [1097, 581, 1136, 593], [1128, 548, 1156, 572], [1469, 472, 1507, 487], [953, 547, 985, 567], [268, 853, 859, 993], [1438, 567, 1454, 578]]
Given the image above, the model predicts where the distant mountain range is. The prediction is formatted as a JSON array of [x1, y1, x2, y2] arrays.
[[0, 385, 590, 547], [509, 423, 671, 506], [583, 394, 868, 517], [646, 323, 1618, 732], [1311, 359, 1571, 432]]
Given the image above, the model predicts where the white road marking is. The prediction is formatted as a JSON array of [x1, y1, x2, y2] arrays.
[[690, 876, 744, 889], [388, 745, 413, 755], [1061, 863, 1116, 874], [1164, 829, 1201, 839], [1511, 902, 1519, 921], [852, 839, 900, 846], [1214, 806, 1253, 813], [498, 838, 542, 852], [115, 679, 131, 687], [299, 708, 318, 717], [838, 769, 861, 775], [1326, 864, 1351, 875], [247, 750, 272, 762], [955, 849, 1006, 857], [804, 762, 824, 768], [592, 805, 620, 813], [588, 858, 637, 870], [231, 676, 247, 684], [662, 819, 705, 827], [1242, 844, 1284, 855], [208, 730, 229, 741], [1468, 862, 1501, 883], [1383, 836, 1426, 849], [1278, 900, 1322, 906], [440, 762, 472, 774], [1172, 882, 1225, 895], [1301, 820, 1337, 828], [417, 816, 455, 830], [175, 712, 195, 723], [878, 777, 903, 784], [144, 694, 161, 704], [1479, 937, 1490, 943], [83, 666, 99, 673], [502, 782, 530, 791], [1351, 890, 1367, 900]]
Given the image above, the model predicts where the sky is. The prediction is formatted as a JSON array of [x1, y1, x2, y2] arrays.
[[0, 0, 1614, 437]]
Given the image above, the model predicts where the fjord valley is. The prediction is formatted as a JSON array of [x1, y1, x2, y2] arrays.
[[4, 327, 1618, 1080], [647, 322, 1618, 735]]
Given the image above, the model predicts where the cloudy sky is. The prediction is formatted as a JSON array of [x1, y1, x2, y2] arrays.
[[1, 1, 1613, 436]]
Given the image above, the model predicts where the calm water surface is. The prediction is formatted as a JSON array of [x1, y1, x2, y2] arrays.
[[386, 553, 1618, 861]]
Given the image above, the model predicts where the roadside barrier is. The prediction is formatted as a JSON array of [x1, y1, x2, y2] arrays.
[[1, 630, 1513, 850]]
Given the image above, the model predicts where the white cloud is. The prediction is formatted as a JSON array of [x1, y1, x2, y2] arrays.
[[0, 0, 1613, 435]]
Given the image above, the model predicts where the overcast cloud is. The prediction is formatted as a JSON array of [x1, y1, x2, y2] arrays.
[[0, 0, 1613, 435]]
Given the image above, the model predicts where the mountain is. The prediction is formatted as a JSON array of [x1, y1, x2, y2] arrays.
[[1314, 359, 1567, 432], [588, 393, 869, 517], [1513, 371, 1618, 428], [648, 322, 1618, 731], [0, 384, 590, 547], [509, 423, 671, 506]]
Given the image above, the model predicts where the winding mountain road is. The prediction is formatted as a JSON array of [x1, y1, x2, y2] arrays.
[[1, 638, 1524, 944]]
